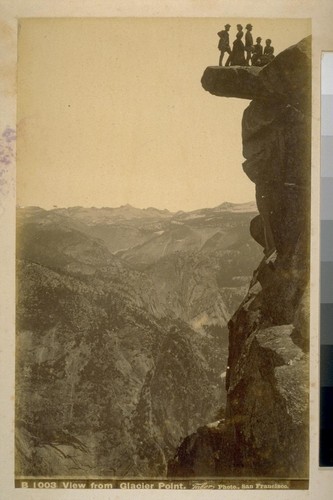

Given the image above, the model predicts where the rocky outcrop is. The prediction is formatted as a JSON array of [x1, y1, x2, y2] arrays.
[[201, 36, 310, 109], [168, 37, 310, 478]]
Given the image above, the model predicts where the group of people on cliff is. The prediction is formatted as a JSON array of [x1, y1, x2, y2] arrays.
[[217, 23, 275, 67]]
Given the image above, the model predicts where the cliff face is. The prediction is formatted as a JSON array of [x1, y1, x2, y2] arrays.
[[168, 37, 311, 478]]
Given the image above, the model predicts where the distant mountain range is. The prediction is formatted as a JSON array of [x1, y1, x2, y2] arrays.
[[16, 201, 262, 478]]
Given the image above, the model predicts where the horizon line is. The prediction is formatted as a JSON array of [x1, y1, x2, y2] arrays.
[[17, 199, 257, 213]]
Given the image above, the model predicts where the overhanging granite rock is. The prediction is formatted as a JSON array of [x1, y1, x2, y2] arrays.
[[201, 66, 264, 100], [202, 36, 311, 108]]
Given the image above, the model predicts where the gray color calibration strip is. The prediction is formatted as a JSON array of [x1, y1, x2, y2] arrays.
[[320, 52, 333, 467]]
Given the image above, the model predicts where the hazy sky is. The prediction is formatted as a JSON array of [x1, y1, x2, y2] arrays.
[[17, 18, 310, 211]]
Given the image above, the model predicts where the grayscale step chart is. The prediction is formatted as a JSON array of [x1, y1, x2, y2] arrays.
[[320, 52, 333, 467]]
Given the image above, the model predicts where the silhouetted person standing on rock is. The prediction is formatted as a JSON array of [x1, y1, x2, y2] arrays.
[[245, 23, 254, 66], [217, 24, 231, 66], [225, 24, 242, 66], [251, 37, 263, 66], [230, 31, 246, 66]]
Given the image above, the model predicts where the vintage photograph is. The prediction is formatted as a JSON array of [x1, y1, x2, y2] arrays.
[[15, 17, 311, 489]]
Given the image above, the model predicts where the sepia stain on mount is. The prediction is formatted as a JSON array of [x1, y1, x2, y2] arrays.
[[168, 36, 311, 479]]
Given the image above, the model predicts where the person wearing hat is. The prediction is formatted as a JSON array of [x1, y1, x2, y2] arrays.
[[225, 24, 243, 66], [217, 24, 231, 66], [245, 23, 254, 66], [251, 36, 263, 66]]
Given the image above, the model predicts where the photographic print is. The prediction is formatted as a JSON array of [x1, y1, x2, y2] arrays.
[[15, 17, 311, 490]]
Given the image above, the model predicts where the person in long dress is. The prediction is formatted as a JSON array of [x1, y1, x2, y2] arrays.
[[225, 24, 243, 66], [230, 31, 246, 66]]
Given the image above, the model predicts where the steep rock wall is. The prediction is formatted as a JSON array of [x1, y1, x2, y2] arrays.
[[168, 36, 311, 478]]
